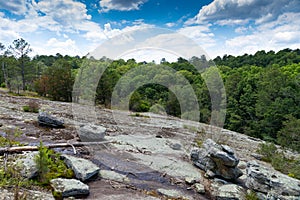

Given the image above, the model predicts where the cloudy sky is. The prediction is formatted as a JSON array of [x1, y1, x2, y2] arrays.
[[0, 0, 299, 61]]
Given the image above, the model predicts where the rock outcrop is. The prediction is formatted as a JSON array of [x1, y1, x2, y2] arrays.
[[38, 111, 64, 128], [78, 124, 106, 141], [246, 161, 300, 199], [191, 139, 243, 181], [61, 154, 100, 181], [50, 178, 89, 198]]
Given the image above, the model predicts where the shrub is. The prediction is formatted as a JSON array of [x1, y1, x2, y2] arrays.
[[23, 100, 39, 113], [0, 157, 33, 198], [245, 190, 259, 200], [257, 143, 300, 180], [149, 104, 166, 115], [34, 142, 74, 185], [277, 116, 300, 152], [257, 142, 277, 162], [0, 128, 23, 147]]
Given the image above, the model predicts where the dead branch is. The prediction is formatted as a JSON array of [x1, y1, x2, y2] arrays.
[[0, 140, 115, 155]]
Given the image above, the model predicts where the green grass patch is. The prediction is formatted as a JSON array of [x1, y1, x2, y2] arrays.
[[129, 113, 150, 118], [22, 100, 40, 113], [257, 143, 300, 180], [245, 190, 259, 200], [0, 128, 24, 147]]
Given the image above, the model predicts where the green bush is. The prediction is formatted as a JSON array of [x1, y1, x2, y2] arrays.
[[257, 142, 277, 162], [257, 143, 300, 179], [277, 116, 300, 152], [149, 104, 166, 115], [0, 129, 23, 147], [245, 190, 259, 200], [22, 100, 39, 113], [34, 142, 74, 185]]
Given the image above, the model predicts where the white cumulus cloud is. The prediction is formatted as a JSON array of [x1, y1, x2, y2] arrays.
[[0, 1, 27, 15], [188, 0, 300, 25], [99, 0, 147, 12]]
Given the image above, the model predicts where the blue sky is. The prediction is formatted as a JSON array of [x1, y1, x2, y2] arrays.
[[0, 0, 299, 61]]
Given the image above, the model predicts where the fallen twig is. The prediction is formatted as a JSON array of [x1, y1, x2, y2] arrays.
[[0, 140, 115, 155]]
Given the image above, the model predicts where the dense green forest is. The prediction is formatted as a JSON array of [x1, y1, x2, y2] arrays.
[[0, 39, 299, 152]]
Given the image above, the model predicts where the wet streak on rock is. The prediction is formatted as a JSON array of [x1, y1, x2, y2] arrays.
[[90, 151, 208, 199]]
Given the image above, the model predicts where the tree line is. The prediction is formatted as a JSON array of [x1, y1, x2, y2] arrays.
[[0, 38, 299, 152]]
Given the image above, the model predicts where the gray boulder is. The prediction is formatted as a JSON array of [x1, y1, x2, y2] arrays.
[[38, 111, 64, 128], [191, 139, 242, 181], [78, 124, 106, 141], [61, 154, 100, 181], [17, 152, 38, 179], [246, 161, 300, 198], [50, 178, 89, 198]]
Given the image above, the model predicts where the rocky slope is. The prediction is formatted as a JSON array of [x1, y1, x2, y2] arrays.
[[0, 90, 299, 200]]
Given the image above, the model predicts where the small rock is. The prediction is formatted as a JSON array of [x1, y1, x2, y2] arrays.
[[213, 178, 228, 185], [194, 183, 205, 194], [250, 153, 262, 160], [221, 144, 234, 155], [23, 119, 33, 123], [38, 111, 64, 128], [170, 143, 181, 150], [237, 161, 247, 170], [185, 176, 200, 185], [61, 154, 100, 181], [99, 170, 130, 183], [205, 170, 215, 178], [157, 188, 189, 199], [216, 184, 245, 200], [0, 131, 6, 137], [50, 178, 89, 198], [78, 124, 106, 142]]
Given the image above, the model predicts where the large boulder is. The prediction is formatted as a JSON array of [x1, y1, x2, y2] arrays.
[[246, 161, 300, 199], [78, 124, 106, 141], [191, 139, 242, 181], [38, 111, 64, 128], [61, 154, 100, 181], [50, 178, 89, 198]]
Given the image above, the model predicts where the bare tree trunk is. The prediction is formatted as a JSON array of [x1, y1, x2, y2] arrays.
[[21, 57, 25, 91], [2, 61, 10, 90]]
